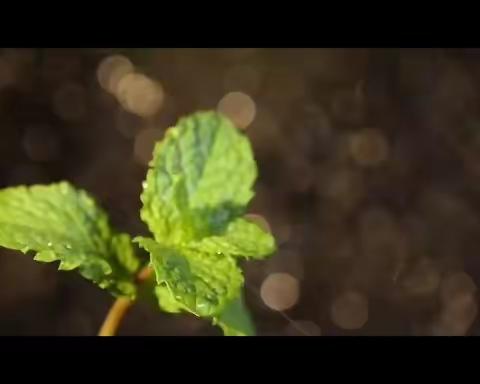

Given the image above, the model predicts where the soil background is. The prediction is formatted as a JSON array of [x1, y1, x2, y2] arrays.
[[1, 48, 479, 336]]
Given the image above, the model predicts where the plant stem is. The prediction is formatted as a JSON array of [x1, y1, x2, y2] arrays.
[[98, 297, 133, 336], [98, 266, 153, 336]]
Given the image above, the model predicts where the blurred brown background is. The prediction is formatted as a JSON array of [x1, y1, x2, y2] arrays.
[[1, 48, 480, 336]]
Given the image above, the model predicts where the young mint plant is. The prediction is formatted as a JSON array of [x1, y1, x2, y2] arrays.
[[0, 111, 276, 336]]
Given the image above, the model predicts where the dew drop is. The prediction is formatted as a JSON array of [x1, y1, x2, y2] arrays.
[[47, 242, 53, 247], [142, 181, 148, 189]]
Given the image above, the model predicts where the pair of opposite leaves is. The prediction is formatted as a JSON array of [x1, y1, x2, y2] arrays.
[[0, 111, 276, 336]]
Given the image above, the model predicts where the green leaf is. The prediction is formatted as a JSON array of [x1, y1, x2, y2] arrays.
[[140, 111, 257, 244], [137, 236, 256, 335], [0, 182, 140, 298], [138, 111, 277, 336], [111, 233, 141, 274], [135, 236, 243, 317], [188, 217, 276, 260], [214, 293, 255, 336], [154, 285, 185, 313]]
